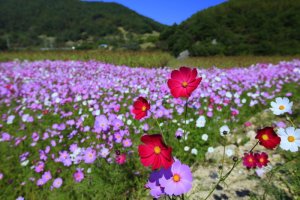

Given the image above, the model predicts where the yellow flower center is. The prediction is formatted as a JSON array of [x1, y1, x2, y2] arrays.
[[279, 105, 285, 110], [248, 158, 253, 163], [154, 146, 161, 154], [142, 106, 147, 111], [288, 136, 295, 142], [173, 174, 181, 182], [262, 134, 269, 141], [182, 81, 188, 88], [259, 158, 264, 163]]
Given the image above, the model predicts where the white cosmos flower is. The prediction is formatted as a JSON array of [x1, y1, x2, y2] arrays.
[[270, 97, 293, 115], [278, 127, 300, 152], [126, 120, 132, 125], [191, 148, 198, 155], [7, 115, 15, 124], [201, 134, 208, 141], [225, 149, 234, 157], [184, 146, 190, 151], [207, 147, 214, 153], [220, 125, 230, 136], [196, 116, 206, 128], [21, 160, 29, 166]]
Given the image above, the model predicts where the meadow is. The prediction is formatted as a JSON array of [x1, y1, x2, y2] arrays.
[[0, 51, 300, 200]]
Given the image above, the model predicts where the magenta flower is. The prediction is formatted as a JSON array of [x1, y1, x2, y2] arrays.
[[52, 177, 63, 188], [35, 161, 45, 173], [73, 169, 84, 182], [115, 153, 126, 165], [159, 160, 192, 196]]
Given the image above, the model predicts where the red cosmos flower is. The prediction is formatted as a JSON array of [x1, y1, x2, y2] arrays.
[[167, 67, 202, 98], [132, 97, 150, 120], [255, 127, 281, 149], [255, 152, 269, 168], [138, 134, 173, 170], [243, 153, 256, 169], [116, 153, 126, 165]]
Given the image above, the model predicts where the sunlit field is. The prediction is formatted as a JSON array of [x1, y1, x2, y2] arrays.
[[0, 55, 300, 199], [1, 50, 299, 68]]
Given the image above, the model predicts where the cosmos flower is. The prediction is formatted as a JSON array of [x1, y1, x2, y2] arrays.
[[225, 149, 234, 157], [201, 134, 208, 141], [138, 134, 173, 170], [115, 153, 126, 165], [278, 127, 300, 152], [94, 115, 109, 132], [7, 115, 15, 124], [41, 171, 52, 183], [191, 148, 198, 155], [131, 97, 150, 120], [52, 178, 63, 188], [270, 97, 293, 115], [167, 67, 202, 98], [255, 152, 269, 168], [242, 153, 256, 169], [83, 148, 97, 164], [73, 169, 84, 182], [220, 125, 230, 136], [159, 160, 193, 196], [146, 167, 172, 198], [184, 146, 190, 151], [35, 161, 45, 173], [207, 147, 214, 153], [122, 138, 132, 147], [255, 127, 281, 149], [196, 116, 206, 128]]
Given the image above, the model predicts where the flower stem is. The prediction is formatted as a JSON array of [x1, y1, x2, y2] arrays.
[[183, 99, 188, 137], [249, 141, 259, 153], [154, 117, 167, 144], [204, 141, 259, 200], [262, 158, 297, 199], [219, 144, 226, 178], [286, 115, 296, 128]]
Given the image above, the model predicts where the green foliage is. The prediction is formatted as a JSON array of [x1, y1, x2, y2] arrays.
[[159, 0, 300, 56], [0, 0, 165, 49]]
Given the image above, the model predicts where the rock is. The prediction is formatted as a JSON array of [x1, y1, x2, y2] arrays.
[[177, 50, 189, 60]]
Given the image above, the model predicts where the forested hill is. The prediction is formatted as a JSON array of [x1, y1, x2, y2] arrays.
[[158, 0, 300, 56], [0, 0, 165, 49]]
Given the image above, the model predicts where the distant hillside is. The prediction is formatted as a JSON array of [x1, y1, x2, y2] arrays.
[[0, 0, 165, 49], [158, 0, 300, 56]]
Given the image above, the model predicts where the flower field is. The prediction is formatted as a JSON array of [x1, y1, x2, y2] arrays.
[[0, 60, 300, 199]]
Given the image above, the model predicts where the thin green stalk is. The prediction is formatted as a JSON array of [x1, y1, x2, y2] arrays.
[[262, 158, 297, 200], [219, 144, 226, 178], [183, 99, 188, 137], [204, 141, 259, 200], [286, 115, 296, 128], [154, 117, 167, 144]]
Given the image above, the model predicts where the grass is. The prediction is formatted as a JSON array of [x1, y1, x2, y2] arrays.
[[0, 50, 299, 68]]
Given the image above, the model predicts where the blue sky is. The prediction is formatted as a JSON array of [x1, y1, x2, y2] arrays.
[[86, 0, 227, 25]]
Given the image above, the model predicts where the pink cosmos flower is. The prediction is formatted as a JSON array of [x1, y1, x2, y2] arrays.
[[73, 169, 84, 182], [116, 153, 126, 165], [52, 178, 63, 188]]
